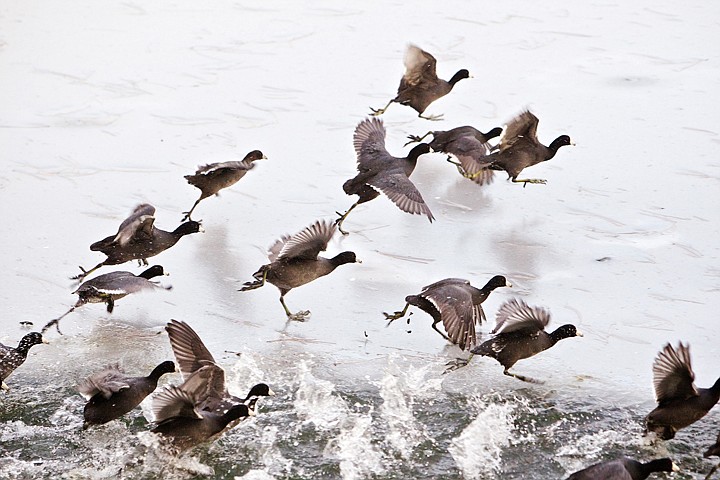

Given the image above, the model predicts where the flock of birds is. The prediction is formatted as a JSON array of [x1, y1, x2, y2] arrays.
[[1, 43, 719, 478]]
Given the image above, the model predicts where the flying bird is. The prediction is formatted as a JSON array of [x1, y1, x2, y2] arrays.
[[370, 44, 470, 121], [336, 117, 433, 235]]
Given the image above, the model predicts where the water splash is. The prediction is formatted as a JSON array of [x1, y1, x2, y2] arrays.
[[378, 356, 436, 459], [324, 408, 385, 480], [448, 398, 518, 479], [556, 428, 636, 458], [293, 361, 348, 430], [235, 470, 277, 480], [248, 425, 293, 478]]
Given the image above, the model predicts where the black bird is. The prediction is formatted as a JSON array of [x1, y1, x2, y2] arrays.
[[79, 361, 176, 429], [645, 342, 720, 440], [447, 298, 582, 381], [384, 276, 511, 351], [73, 204, 203, 281], [705, 431, 720, 479], [566, 457, 678, 480], [485, 110, 573, 186], [1, 332, 47, 391], [407, 126, 503, 185], [370, 44, 470, 121], [44, 265, 169, 334], [240, 219, 359, 320], [165, 319, 274, 419], [182, 149, 267, 221], [336, 117, 433, 235], [150, 385, 253, 452]]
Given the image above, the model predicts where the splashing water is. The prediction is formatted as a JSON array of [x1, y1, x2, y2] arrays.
[[324, 408, 385, 480], [378, 356, 436, 459], [293, 361, 349, 430], [448, 398, 518, 479]]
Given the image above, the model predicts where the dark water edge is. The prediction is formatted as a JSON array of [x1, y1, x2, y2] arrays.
[[2, 353, 718, 479]]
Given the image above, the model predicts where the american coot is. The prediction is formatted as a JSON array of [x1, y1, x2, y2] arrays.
[[706, 431, 720, 479], [645, 342, 720, 440], [486, 110, 573, 186], [566, 457, 678, 480], [43, 265, 169, 334], [182, 150, 267, 221], [336, 117, 434, 235], [150, 385, 253, 452], [407, 126, 503, 185], [239, 219, 359, 321], [73, 204, 203, 281], [447, 298, 582, 381], [79, 360, 176, 429], [384, 275, 511, 351], [1, 332, 48, 391], [165, 319, 274, 419], [370, 44, 470, 121]]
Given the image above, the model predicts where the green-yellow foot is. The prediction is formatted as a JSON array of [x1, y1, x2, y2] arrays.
[[383, 303, 410, 325], [419, 113, 444, 121], [404, 132, 432, 146], [513, 177, 547, 187], [288, 310, 311, 322], [504, 369, 544, 384], [444, 357, 470, 373]]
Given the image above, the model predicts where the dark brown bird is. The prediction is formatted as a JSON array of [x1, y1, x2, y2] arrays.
[[485, 110, 573, 186], [239, 220, 359, 321], [165, 320, 274, 414], [164, 320, 273, 435], [336, 117, 433, 235], [150, 385, 253, 452], [44, 265, 169, 334], [182, 149, 266, 221], [79, 361, 176, 429], [447, 298, 582, 381], [645, 342, 720, 440], [565, 457, 677, 480], [384, 275, 511, 350], [370, 45, 470, 121], [407, 126, 503, 185], [1, 332, 48, 391], [73, 204, 203, 281]]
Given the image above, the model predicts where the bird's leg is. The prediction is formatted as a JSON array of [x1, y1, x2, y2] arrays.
[[239, 268, 267, 291], [335, 201, 359, 236], [446, 156, 463, 168], [369, 100, 392, 116], [431, 320, 452, 343], [512, 177, 547, 187], [41, 306, 76, 335], [445, 354, 473, 373], [181, 198, 201, 222], [404, 131, 432, 146], [281, 296, 310, 322], [419, 112, 444, 121], [446, 158, 489, 180], [464, 169, 489, 180], [705, 462, 719, 480], [71, 262, 103, 281], [503, 369, 543, 384], [383, 303, 410, 324], [106, 297, 115, 313]]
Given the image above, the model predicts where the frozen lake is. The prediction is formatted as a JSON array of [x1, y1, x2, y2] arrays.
[[1, 1, 719, 478]]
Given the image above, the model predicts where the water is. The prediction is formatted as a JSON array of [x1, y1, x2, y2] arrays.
[[1, 0, 719, 478]]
